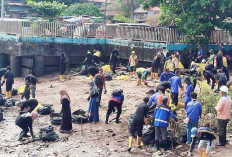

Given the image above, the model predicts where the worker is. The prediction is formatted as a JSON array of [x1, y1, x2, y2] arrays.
[[3, 66, 14, 99], [156, 81, 171, 92], [93, 49, 101, 65], [110, 46, 119, 74], [105, 89, 124, 124], [183, 76, 194, 108], [94, 68, 107, 106], [21, 81, 30, 100], [216, 69, 227, 91], [24, 74, 38, 98], [15, 111, 38, 141], [214, 50, 229, 81], [0, 68, 7, 95], [188, 127, 216, 157], [152, 96, 177, 151], [196, 45, 203, 63], [129, 51, 138, 78], [185, 92, 202, 145], [147, 87, 160, 107], [160, 69, 175, 82], [215, 86, 231, 146], [169, 70, 184, 106], [151, 54, 160, 79], [164, 57, 175, 72], [157, 86, 170, 106], [128, 97, 149, 152], [60, 52, 68, 82], [206, 49, 215, 64], [203, 64, 217, 90], [189, 62, 199, 91], [16, 99, 39, 114], [172, 52, 180, 73], [136, 68, 148, 86], [157, 52, 165, 76], [87, 66, 99, 79], [83, 50, 93, 70]]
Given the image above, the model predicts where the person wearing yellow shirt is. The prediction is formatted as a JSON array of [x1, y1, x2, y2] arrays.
[[93, 49, 101, 65], [164, 57, 175, 72], [129, 51, 138, 77]]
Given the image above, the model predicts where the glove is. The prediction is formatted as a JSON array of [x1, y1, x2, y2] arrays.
[[87, 97, 90, 101], [104, 90, 107, 94]]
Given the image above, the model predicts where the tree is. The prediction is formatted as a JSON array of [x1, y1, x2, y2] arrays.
[[27, 0, 67, 19], [143, 0, 232, 46], [116, 0, 141, 19], [24, 0, 87, 6], [61, 3, 103, 17], [113, 14, 131, 23]]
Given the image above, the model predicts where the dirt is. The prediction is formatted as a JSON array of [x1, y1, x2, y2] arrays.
[[0, 72, 231, 157]]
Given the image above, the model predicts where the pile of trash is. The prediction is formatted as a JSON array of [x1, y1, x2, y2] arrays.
[[72, 109, 88, 124], [37, 105, 54, 115], [50, 113, 62, 125], [39, 126, 59, 142]]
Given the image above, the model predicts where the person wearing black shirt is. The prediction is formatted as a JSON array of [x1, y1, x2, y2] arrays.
[[16, 99, 39, 113], [25, 74, 38, 98], [83, 50, 93, 69], [203, 64, 216, 89], [3, 66, 14, 99], [151, 54, 160, 79], [128, 97, 149, 152], [216, 69, 227, 91], [220, 43, 227, 56], [0, 68, 6, 94], [60, 52, 68, 81], [110, 47, 119, 74], [156, 81, 171, 92]]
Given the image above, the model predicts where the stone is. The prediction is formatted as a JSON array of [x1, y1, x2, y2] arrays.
[[175, 145, 183, 150], [180, 152, 188, 157], [112, 133, 116, 137]]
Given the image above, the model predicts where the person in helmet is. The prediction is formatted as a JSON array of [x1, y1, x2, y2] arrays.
[[183, 76, 194, 108]]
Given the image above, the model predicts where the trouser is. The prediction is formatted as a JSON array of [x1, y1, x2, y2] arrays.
[[130, 123, 143, 137], [193, 79, 197, 91], [218, 119, 229, 145], [222, 66, 229, 81], [6, 80, 13, 92], [93, 56, 100, 64], [106, 100, 122, 121], [111, 61, 117, 74], [60, 66, 66, 75], [218, 79, 227, 90], [198, 140, 214, 154], [187, 119, 198, 143], [31, 86, 36, 98], [16, 118, 29, 139], [171, 92, 178, 106], [155, 126, 167, 141], [97, 87, 103, 105], [204, 72, 215, 89], [183, 63, 189, 69], [0, 78, 2, 94], [158, 63, 164, 76]]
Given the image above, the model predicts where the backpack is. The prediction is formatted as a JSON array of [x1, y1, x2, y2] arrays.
[[94, 74, 103, 87], [112, 90, 122, 96]]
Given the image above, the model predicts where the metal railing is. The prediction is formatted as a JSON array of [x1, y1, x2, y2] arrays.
[[0, 20, 232, 44]]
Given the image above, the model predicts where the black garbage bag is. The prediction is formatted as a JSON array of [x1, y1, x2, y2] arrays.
[[37, 105, 53, 115], [50, 113, 62, 125], [78, 65, 88, 75], [128, 114, 138, 138], [4, 101, 13, 107], [72, 109, 88, 124], [12, 89, 18, 96], [0, 108, 3, 122], [0, 94, 6, 106], [104, 73, 112, 81], [142, 125, 155, 145], [39, 126, 59, 142]]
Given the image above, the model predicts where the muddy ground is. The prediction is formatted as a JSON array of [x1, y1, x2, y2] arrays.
[[0, 71, 231, 157]]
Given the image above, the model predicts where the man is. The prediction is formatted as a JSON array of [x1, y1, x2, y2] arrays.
[[157, 52, 165, 76], [203, 64, 216, 89], [3, 66, 14, 99], [16, 99, 39, 113], [147, 89, 159, 107], [60, 52, 68, 81], [169, 70, 184, 106], [110, 46, 119, 74], [188, 127, 216, 157], [83, 50, 93, 70], [157, 86, 169, 106], [216, 69, 227, 91], [215, 86, 231, 146], [136, 68, 148, 86], [162, 47, 169, 62], [152, 96, 177, 151], [185, 92, 202, 145], [156, 81, 171, 92], [129, 51, 138, 78], [128, 97, 149, 152], [183, 76, 194, 108], [206, 49, 215, 64], [105, 89, 124, 124], [160, 69, 175, 82], [151, 54, 160, 79], [94, 68, 107, 106], [172, 53, 179, 72], [214, 50, 229, 81], [24, 74, 38, 99], [93, 49, 101, 65], [220, 43, 227, 57], [0, 68, 7, 94], [196, 45, 203, 63], [164, 57, 175, 72]]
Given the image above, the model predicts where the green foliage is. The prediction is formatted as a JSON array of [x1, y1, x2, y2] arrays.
[[24, 0, 87, 5], [143, 0, 232, 47], [113, 14, 131, 23], [61, 3, 103, 17], [27, 0, 67, 19]]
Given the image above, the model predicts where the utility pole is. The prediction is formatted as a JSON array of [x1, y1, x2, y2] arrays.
[[1, 0, 4, 20], [104, 0, 108, 16], [130, 0, 134, 21]]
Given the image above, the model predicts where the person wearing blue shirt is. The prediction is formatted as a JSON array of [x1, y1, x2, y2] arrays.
[[160, 69, 175, 82], [152, 96, 177, 151], [169, 70, 184, 106], [186, 92, 202, 145], [147, 92, 160, 107], [196, 45, 203, 63], [183, 76, 194, 108]]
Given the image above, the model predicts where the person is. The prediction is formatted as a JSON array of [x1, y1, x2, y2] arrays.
[[129, 51, 138, 78], [105, 89, 124, 124], [87, 66, 99, 79], [189, 62, 199, 91], [24, 74, 38, 98], [136, 68, 148, 86], [157, 86, 170, 106], [169, 70, 184, 106], [60, 52, 68, 81], [188, 127, 217, 157], [183, 76, 194, 108], [162, 47, 169, 62], [87, 81, 99, 123], [156, 81, 171, 92], [147, 88, 160, 107], [152, 96, 177, 151], [15, 111, 38, 141], [214, 50, 229, 81], [0, 68, 6, 94], [220, 43, 227, 57], [151, 54, 160, 79], [206, 49, 215, 64], [169, 19, 177, 28], [110, 46, 119, 74], [215, 86, 231, 146], [16, 99, 39, 113], [216, 69, 227, 91], [203, 63, 217, 89], [94, 68, 107, 106], [160, 69, 175, 82], [93, 49, 101, 65], [83, 50, 93, 70], [59, 90, 72, 133], [128, 97, 149, 152], [185, 92, 202, 145], [164, 57, 175, 72], [196, 45, 203, 63], [3, 66, 14, 99], [157, 52, 165, 76], [181, 48, 192, 69], [172, 53, 179, 72]]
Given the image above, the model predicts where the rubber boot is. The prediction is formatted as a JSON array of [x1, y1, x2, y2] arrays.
[[5, 92, 10, 99], [155, 140, 160, 150], [163, 140, 168, 151], [202, 152, 208, 157], [150, 72, 154, 79], [9, 90, 12, 98], [137, 79, 142, 86], [128, 136, 133, 152], [155, 73, 158, 79], [199, 148, 205, 156], [105, 114, 109, 124], [18, 131, 24, 141], [60, 75, 64, 81], [137, 136, 142, 148], [216, 135, 226, 146]]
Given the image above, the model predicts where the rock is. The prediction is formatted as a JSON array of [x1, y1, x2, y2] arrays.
[[97, 149, 103, 153], [112, 133, 116, 137], [176, 145, 183, 150], [180, 152, 188, 156]]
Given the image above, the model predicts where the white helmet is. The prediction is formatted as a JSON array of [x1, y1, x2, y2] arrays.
[[220, 86, 228, 93]]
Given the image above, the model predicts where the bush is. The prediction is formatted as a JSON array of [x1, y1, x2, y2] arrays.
[[113, 14, 131, 23]]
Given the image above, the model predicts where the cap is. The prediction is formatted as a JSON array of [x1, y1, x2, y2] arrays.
[[191, 127, 198, 138], [220, 86, 228, 93], [132, 51, 135, 54]]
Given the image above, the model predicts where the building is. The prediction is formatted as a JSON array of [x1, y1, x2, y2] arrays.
[[133, 6, 160, 23]]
